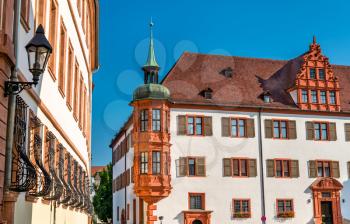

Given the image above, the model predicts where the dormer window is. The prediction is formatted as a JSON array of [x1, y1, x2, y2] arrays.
[[310, 68, 316, 79], [329, 91, 336, 104], [264, 95, 271, 103], [260, 91, 272, 103], [220, 67, 233, 78], [199, 88, 213, 99]]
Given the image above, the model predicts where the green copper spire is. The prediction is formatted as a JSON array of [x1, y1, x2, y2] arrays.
[[144, 19, 159, 68]]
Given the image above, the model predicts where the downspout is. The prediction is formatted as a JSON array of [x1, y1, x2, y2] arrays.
[[257, 108, 266, 223], [4, 0, 22, 190], [124, 131, 127, 224]]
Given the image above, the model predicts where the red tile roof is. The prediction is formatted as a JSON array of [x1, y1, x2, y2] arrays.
[[162, 52, 350, 112], [91, 166, 106, 177]]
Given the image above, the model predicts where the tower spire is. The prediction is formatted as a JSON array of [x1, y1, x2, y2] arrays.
[[144, 18, 159, 68], [142, 19, 160, 84]]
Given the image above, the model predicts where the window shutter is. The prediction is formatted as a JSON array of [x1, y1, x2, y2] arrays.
[[291, 160, 299, 178], [266, 159, 275, 177], [288, 120, 297, 139], [331, 161, 340, 178], [196, 157, 206, 176], [131, 166, 134, 183], [308, 160, 317, 178], [348, 162, 350, 178], [221, 117, 230, 137], [329, 122, 337, 141], [248, 159, 257, 177], [223, 158, 232, 177], [306, 122, 314, 140], [177, 115, 186, 135], [345, 124, 350, 142], [204, 117, 213, 136], [264, 120, 273, 138], [246, 119, 255, 138], [177, 157, 187, 177]]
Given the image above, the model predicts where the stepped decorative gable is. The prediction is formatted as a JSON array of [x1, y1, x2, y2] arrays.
[[290, 37, 340, 111]]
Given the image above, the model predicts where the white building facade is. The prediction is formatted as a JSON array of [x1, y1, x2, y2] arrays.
[[111, 31, 350, 224], [0, 0, 98, 223]]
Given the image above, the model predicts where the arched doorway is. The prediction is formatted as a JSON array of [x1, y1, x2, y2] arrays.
[[310, 177, 343, 224], [192, 220, 203, 224]]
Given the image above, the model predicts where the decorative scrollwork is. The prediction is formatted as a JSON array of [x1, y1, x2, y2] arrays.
[[57, 147, 71, 205], [43, 132, 63, 200], [66, 154, 77, 206], [71, 160, 81, 207], [29, 116, 52, 197], [9, 97, 37, 192]]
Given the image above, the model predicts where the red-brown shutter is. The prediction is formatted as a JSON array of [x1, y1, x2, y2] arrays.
[[264, 120, 273, 138], [331, 161, 340, 178], [345, 124, 350, 142], [223, 158, 232, 176], [177, 115, 186, 135], [221, 117, 230, 137], [288, 120, 297, 139], [266, 159, 275, 177], [291, 160, 299, 178], [248, 159, 257, 177], [308, 160, 317, 178], [204, 117, 213, 136], [306, 122, 314, 140], [329, 122, 337, 141], [246, 119, 255, 138]]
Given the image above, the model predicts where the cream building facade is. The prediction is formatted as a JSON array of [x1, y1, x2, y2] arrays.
[[0, 0, 98, 223]]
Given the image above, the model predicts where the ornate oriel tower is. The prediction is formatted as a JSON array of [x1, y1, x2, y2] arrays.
[[131, 21, 172, 224]]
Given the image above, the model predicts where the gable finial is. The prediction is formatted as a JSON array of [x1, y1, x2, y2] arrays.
[[313, 35, 316, 44]]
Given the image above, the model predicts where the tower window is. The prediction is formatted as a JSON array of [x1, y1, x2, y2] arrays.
[[152, 109, 161, 132], [311, 90, 318, 103], [152, 151, 161, 174], [140, 152, 148, 174], [310, 68, 316, 79], [329, 91, 336, 104], [320, 91, 326, 104], [301, 89, 308, 103], [319, 69, 325, 80], [140, 110, 148, 132]]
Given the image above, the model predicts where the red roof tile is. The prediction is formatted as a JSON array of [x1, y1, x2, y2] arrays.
[[91, 166, 106, 177], [162, 52, 350, 112]]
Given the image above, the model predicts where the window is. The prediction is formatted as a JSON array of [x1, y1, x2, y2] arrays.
[[232, 159, 248, 177], [317, 161, 331, 177], [311, 90, 318, 103], [21, 0, 30, 30], [319, 69, 326, 80], [309, 68, 316, 79], [117, 206, 120, 221], [73, 62, 79, 119], [48, 0, 58, 78], [58, 21, 67, 95], [177, 157, 206, 177], [189, 193, 204, 210], [140, 110, 148, 132], [188, 158, 196, 176], [127, 204, 130, 220], [152, 151, 161, 174], [264, 95, 271, 103], [301, 90, 308, 103], [320, 91, 326, 104], [187, 116, 203, 135], [66, 44, 74, 108], [329, 91, 336, 104], [275, 160, 290, 178], [233, 199, 250, 218], [140, 152, 148, 174], [204, 90, 212, 99], [231, 118, 246, 137], [314, 122, 328, 140], [277, 199, 294, 218], [273, 120, 288, 139], [152, 109, 161, 131]]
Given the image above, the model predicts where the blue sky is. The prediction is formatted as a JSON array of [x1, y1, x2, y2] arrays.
[[92, 0, 350, 165]]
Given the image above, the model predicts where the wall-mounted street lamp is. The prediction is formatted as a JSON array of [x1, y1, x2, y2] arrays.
[[5, 24, 52, 96]]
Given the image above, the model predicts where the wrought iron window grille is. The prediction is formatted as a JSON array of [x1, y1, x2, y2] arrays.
[[57, 148, 71, 205], [28, 116, 52, 197], [9, 97, 37, 192], [66, 155, 77, 206], [43, 132, 63, 200]]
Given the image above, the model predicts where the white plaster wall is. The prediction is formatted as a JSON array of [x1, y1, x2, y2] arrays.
[[113, 108, 350, 224], [13, 0, 92, 223]]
